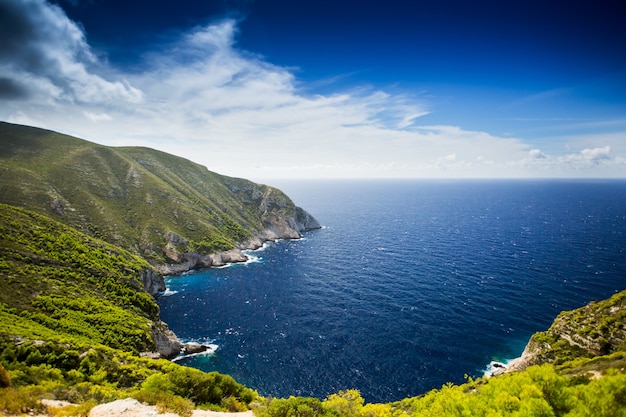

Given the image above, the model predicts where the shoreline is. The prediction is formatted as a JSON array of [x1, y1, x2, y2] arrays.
[[152, 231, 318, 360], [155, 226, 320, 277]]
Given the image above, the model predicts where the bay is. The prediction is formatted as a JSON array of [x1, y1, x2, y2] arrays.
[[158, 179, 626, 402]]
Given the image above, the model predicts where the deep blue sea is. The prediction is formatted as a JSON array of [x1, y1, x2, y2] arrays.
[[158, 180, 626, 403]]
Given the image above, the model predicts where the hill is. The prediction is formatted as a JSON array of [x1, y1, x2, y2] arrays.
[[0, 203, 257, 415], [0, 122, 319, 274]]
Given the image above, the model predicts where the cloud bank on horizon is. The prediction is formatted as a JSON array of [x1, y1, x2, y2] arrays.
[[0, 0, 625, 180]]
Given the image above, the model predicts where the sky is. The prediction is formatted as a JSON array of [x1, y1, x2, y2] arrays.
[[1, 0, 625, 180]]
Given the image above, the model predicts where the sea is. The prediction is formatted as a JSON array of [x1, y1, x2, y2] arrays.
[[157, 179, 626, 403]]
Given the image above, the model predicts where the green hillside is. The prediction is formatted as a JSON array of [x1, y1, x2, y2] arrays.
[[0, 122, 319, 271], [0, 203, 257, 415], [0, 203, 160, 353]]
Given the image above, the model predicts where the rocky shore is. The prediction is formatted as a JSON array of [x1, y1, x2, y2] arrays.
[[155, 207, 321, 276], [141, 211, 321, 359]]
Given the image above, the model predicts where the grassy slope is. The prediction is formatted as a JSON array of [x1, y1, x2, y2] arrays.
[[0, 122, 297, 264], [0, 203, 256, 415], [0, 203, 158, 353]]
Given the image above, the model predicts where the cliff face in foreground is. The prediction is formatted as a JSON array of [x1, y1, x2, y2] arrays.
[[506, 290, 626, 372], [0, 122, 320, 274]]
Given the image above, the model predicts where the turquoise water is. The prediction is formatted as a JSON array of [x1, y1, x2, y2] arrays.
[[158, 180, 626, 402]]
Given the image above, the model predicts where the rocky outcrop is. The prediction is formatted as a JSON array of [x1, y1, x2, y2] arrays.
[[141, 269, 166, 296], [183, 342, 208, 355], [150, 321, 183, 359], [155, 206, 321, 275], [498, 290, 626, 375], [294, 206, 321, 232], [208, 249, 248, 267], [89, 398, 175, 417], [89, 398, 255, 417]]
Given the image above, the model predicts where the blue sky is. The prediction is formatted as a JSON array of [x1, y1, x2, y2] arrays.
[[1, 0, 625, 179]]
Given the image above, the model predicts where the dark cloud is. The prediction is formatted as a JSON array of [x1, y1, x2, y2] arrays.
[[0, 0, 38, 57], [0, 78, 29, 100], [0, 0, 84, 98], [0, 0, 140, 103]]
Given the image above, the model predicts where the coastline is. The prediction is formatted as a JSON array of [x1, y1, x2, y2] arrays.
[[155, 219, 321, 276], [150, 227, 320, 360]]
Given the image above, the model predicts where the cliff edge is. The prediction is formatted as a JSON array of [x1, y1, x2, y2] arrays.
[[501, 290, 626, 374]]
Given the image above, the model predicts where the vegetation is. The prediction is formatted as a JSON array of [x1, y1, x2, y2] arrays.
[[0, 203, 158, 353], [0, 121, 298, 265], [0, 203, 258, 414], [520, 290, 626, 369], [255, 365, 626, 417], [0, 335, 256, 416]]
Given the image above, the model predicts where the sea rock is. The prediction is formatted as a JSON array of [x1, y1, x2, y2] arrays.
[[183, 342, 207, 355], [209, 249, 248, 267], [141, 269, 166, 296]]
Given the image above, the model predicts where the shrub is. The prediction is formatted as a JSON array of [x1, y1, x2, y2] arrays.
[[0, 386, 45, 415], [0, 363, 10, 388]]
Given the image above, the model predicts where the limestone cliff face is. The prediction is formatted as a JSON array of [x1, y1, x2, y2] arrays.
[[505, 290, 626, 373], [295, 206, 322, 232], [156, 203, 321, 275], [140, 269, 166, 296]]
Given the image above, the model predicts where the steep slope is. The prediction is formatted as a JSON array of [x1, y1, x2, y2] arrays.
[[0, 122, 319, 273], [506, 290, 626, 372], [0, 203, 178, 356]]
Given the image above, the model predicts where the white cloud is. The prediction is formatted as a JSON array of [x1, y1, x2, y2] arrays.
[[0, 0, 624, 180], [559, 146, 616, 167], [528, 149, 547, 159], [83, 111, 113, 122], [509, 145, 626, 177]]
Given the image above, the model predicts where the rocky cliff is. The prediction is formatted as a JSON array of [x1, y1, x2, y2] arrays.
[[504, 290, 626, 373]]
